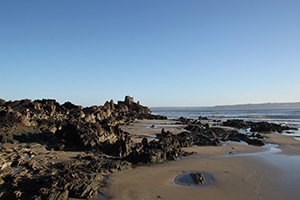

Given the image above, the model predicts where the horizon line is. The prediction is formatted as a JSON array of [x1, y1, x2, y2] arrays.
[[150, 101, 300, 108]]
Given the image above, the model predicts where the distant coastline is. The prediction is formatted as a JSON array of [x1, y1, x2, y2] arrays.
[[152, 102, 300, 111]]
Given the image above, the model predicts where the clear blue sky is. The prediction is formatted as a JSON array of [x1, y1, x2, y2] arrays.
[[1, 0, 299, 107]]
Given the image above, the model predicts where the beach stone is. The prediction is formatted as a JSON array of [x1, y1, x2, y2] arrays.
[[190, 172, 205, 184]]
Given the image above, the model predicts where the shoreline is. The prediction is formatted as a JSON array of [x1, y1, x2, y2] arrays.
[[102, 119, 300, 200], [1, 97, 299, 200]]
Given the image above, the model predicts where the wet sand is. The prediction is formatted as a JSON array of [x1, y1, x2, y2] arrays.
[[122, 119, 185, 143], [102, 120, 300, 200], [264, 133, 300, 155]]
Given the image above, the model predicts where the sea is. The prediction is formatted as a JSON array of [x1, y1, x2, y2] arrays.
[[151, 108, 300, 139]]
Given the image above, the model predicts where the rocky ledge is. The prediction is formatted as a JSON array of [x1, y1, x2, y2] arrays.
[[0, 96, 165, 199], [0, 97, 296, 199]]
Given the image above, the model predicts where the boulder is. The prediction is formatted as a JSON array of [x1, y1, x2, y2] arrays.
[[190, 173, 205, 184]]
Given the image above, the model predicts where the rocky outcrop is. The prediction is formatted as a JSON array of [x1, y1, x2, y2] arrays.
[[0, 143, 131, 199], [176, 118, 266, 146], [0, 96, 166, 199], [249, 121, 296, 133], [1, 102, 290, 200], [184, 124, 264, 146], [56, 120, 117, 151], [223, 119, 296, 133], [0, 96, 159, 147], [2, 96, 292, 199], [223, 119, 250, 129]]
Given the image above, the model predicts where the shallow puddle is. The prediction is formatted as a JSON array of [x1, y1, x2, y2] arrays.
[[174, 171, 215, 187]]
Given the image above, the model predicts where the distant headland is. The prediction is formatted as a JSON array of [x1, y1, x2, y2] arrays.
[[152, 102, 300, 110]]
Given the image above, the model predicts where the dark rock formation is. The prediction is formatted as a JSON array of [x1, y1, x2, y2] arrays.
[[249, 121, 296, 133], [223, 119, 250, 129], [223, 119, 296, 133], [184, 122, 265, 146], [0, 96, 166, 199], [178, 117, 200, 125], [124, 129, 194, 164], [1, 96, 291, 199], [0, 150, 131, 199], [0, 96, 159, 147]]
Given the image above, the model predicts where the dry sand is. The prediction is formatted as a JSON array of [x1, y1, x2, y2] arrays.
[[101, 120, 300, 200]]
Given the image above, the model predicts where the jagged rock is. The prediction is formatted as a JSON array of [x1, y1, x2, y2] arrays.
[[61, 101, 79, 110], [0, 95, 163, 154], [0, 96, 280, 199], [125, 129, 186, 164], [223, 119, 250, 129], [0, 153, 131, 200], [109, 99, 115, 110], [249, 121, 294, 133], [20, 112, 31, 127], [124, 96, 134, 105], [0, 96, 167, 199], [106, 137, 132, 158], [184, 123, 264, 146], [223, 119, 296, 133], [56, 120, 118, 150]]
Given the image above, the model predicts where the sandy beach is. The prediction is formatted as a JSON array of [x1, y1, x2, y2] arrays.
[[2, 1, 300, 199], [102, 120, 300, 200], [2, 98, 300, 200]]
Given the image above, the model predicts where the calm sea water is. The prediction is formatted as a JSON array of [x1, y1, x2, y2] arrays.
[[151, 108, 300, 128]]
